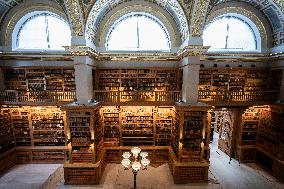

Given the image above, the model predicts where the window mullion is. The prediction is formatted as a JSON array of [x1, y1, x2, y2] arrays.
[[136, 17, 140, 50], [45, 15, 50, 49]]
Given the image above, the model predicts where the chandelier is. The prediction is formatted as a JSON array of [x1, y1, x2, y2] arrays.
[[121, 147, 150, 189]]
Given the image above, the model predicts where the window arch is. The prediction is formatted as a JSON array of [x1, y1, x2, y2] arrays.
[[106, 13, 171, 51], [203, 15, 258, 52], [13, 11, 71, 50]]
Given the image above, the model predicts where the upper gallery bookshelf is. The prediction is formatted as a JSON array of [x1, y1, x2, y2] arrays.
[[93, 68, 182, 103], [1, 67, 76, 103], [198, 68, 282, 103]]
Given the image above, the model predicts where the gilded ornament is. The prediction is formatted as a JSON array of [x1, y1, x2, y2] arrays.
[[190, 0, 210, 37], [65, 0, 84, 36]]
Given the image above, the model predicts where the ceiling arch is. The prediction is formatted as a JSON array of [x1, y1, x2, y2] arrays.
[[85, 0, 189, 46], [209, 0, 284, 31]]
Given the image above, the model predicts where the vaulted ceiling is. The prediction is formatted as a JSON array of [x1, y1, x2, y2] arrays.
[[0, 0, 283, 45]]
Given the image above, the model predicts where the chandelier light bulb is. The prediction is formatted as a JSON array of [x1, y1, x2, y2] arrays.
[[121, 158, 131, 168], [131, 147, 141, 156], [132, 161, 141, 172], [122, 151, 131, 159], [141, 158, 150, 167], [140, 152, 148, 158]]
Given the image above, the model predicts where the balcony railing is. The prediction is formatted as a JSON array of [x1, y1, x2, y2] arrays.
[[198, 90, 278, 103], [0, 90, 76, 104], [93, 90, 181, 103]]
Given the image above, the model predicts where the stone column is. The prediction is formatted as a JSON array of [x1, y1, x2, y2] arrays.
[[181, 56, 201, 104], [0, 68, 5, 91], [74, 56, 94, 104], [279, 69, 284, 102]]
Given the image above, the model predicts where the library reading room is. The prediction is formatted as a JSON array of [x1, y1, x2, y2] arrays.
[[0, 0, 284, 189]]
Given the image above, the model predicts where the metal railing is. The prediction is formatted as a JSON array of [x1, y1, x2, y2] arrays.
[[93, 90, 181, 103], [0, 90, 76, 103]]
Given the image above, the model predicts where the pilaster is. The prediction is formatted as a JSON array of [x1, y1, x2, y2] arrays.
[[181, 57, 200, 104], [74, 56, 94, 104]]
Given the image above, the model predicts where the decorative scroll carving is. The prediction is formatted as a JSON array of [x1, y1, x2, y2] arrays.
[[64, 0, 84, 36], [190, 0, 210, 37]]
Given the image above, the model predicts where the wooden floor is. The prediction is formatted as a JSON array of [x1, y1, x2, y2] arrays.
[[0, 132, 283, 189]]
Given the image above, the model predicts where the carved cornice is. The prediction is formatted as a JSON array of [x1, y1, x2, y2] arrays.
[[1, 48, 284, 62], [98, 52, 179, 61], [178, 45, 210, 58], [64, 46, 100, 58], [0, 51, 73, 61]]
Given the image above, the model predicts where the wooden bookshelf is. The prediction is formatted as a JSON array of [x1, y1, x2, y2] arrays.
[[100, 107, 120, 147], [3, 68, 27, 91], [121, 106, 154, 146], [10, 107, 31, 146], [31, 107, 66, 146], [3, 67, 75, 92], [0, 109, 15, 153], [198, 68, 281, 103], [236, 105, 284, 181], [257, 105, 284, 161], [93, 68, 182, 103], [68, 111, 92, 163], [240, 108, 260, 145], [155, 107, 173, 146]]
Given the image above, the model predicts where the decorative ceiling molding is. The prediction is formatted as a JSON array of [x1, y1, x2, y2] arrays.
[[0, 0, 22, 8], [190, 0, 211, 37], [64, 0, 84, 36], [209, 0, 284, 32], [273, 0, 284, 13]]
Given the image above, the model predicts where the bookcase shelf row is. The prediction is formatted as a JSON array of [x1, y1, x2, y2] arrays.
[[3, 67, 76, 92], [198, 68, 282, 103], [1, 106, 67, 148]]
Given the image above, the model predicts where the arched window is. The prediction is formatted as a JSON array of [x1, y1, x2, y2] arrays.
[[15, 12, 71, 50], [203, 16, 257, 52], [106, 13, 171, 51]]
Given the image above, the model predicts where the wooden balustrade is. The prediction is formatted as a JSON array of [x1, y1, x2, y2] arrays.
[[94, 90, 181, 103], [198, 90, 278, 103], [0, 90, 76, 103]]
